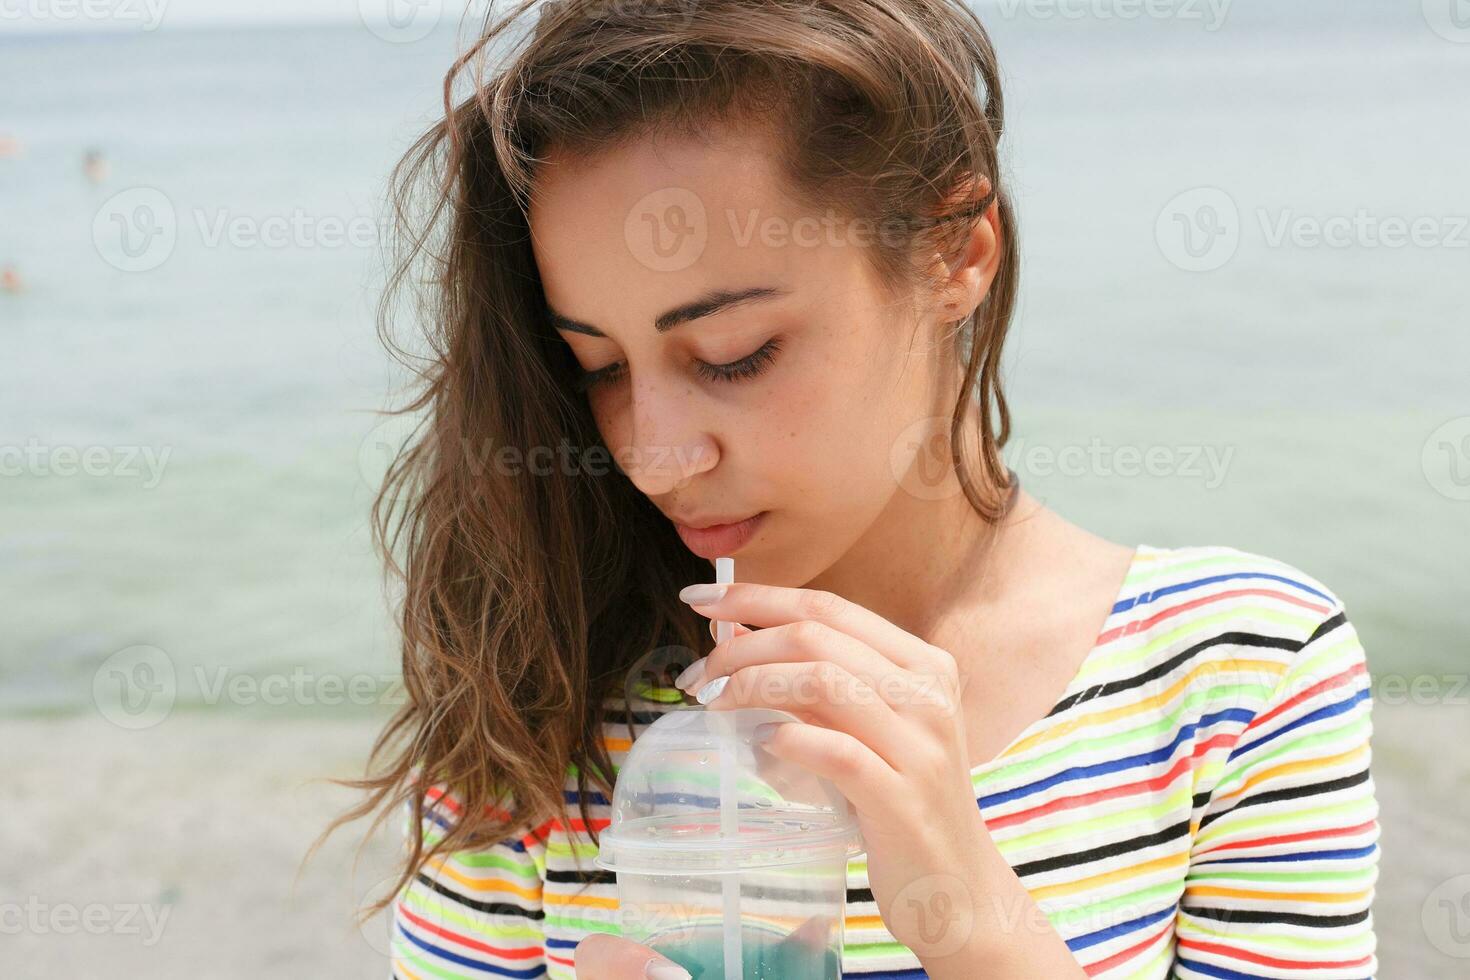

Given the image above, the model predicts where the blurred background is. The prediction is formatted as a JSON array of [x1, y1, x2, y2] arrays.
[[2, 1, 1466, 976]]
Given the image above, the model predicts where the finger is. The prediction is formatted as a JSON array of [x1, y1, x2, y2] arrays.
[[759, 720, 902, 818], [707, 661, 906, 768], [680, 582, 940, 672], [672, 623, 750, 694], [701, 621, 909, 701], [574, 933, 690, 979]]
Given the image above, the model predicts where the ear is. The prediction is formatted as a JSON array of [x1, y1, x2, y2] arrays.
[[928, 175, 1002, 325]]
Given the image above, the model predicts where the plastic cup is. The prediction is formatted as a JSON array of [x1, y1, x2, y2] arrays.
[[596, 706, 863, 979]]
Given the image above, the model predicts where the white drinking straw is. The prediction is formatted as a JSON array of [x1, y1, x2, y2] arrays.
[[713, 556, 742, 978]]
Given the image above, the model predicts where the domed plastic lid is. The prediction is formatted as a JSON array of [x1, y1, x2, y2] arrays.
[[595, 706, 864, 875]]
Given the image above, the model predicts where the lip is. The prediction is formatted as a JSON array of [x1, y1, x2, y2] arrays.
[[673, 511, 768, 559]]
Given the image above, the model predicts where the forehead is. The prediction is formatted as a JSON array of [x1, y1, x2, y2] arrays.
[[527, 126, 871, 329]]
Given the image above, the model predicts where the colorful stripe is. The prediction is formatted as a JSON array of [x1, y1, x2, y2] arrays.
[[389, 544, 1379, 978]]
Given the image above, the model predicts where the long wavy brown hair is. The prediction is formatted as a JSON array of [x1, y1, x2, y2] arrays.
[[315, 0, 1021, 919]]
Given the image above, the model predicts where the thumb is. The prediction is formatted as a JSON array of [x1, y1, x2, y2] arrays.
[[573, 933, 690, 979]]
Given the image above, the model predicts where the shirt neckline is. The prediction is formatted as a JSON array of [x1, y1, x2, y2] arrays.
[[967, 542, 1158, 778]]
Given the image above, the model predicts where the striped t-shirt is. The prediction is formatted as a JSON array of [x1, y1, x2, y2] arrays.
[[389, 543, 1380, 979]]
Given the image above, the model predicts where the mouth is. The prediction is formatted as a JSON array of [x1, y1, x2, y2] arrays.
[[671, 511, 768, 560]]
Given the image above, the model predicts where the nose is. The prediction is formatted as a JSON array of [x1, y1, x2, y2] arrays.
[[616, 373, 718, 497]]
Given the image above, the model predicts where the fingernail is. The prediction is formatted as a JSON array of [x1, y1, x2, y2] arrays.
[[645, 960, 691, 980], [695, 675, 729, 705], [753, 722, 783, 741], [674, 658, 707, 691], [679, 583, 726, 605]]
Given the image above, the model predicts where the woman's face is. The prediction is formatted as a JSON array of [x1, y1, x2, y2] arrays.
[[528, 122, 981, 586]]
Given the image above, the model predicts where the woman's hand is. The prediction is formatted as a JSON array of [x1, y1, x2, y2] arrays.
[[573, 934, 689, 979], [672, 581, 1087, 979]]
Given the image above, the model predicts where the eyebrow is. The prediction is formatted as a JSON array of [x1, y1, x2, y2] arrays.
[[547, 285, 789, 338]]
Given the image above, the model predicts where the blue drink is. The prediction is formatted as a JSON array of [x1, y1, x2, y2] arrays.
[[652, 923, 841, 980]]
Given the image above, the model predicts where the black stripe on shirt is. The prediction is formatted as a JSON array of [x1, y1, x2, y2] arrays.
[[1197, 768, 1372, 831], [546, 868, 617, 886], [1011, 821, 1191, 878], [1048, 630, 1302, 718], [413, 872, 545, 920], [1184, 905, 1370, 928], [1304, 610, 1348, 646]]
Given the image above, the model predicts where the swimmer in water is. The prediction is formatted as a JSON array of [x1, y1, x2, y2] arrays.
[[1, 264, 23, 295], [83, 148, 109, 184]]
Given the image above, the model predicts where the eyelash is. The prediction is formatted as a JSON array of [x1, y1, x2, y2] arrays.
[[575, 337, 784, 393]]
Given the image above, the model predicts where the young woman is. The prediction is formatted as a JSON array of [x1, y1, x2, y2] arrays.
[[327, 2, 1380, 977]]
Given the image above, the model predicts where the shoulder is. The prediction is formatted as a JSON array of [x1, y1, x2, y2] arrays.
[[1124, 542, 1344, 617], [1118, 541, 1347, 645], [1069, 543, 1361, 719]]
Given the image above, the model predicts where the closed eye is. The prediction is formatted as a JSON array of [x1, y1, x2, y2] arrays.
[[575, 337, 784, 393]]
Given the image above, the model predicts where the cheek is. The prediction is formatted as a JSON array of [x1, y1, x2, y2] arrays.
[[764, 382, 905, 498], [783, 342, 930, 504]]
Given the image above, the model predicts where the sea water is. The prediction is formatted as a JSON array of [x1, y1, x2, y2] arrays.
[[2, 3, 1468, 716]]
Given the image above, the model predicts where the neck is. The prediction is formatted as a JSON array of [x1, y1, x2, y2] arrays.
[[803, 434, 1027, 643]]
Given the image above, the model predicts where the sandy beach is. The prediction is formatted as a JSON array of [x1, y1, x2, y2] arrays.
[[4, 699, 1464, 978]]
